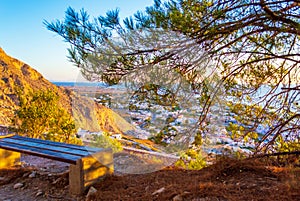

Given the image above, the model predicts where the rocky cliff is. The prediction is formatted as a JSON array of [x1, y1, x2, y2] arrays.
[[0, 47, 134, 133]]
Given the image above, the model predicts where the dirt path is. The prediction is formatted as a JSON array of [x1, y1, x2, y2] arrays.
[[0, 152, 174, 201], [0, 154, 299, 201]]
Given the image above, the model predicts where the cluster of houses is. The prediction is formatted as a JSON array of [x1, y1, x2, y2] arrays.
[[74, 84, 267, 156], [76, 128, 122, 143]]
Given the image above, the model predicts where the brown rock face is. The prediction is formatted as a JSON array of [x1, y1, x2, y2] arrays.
[[0, 47, 134, 133]]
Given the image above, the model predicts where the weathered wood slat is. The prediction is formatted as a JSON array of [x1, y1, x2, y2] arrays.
[[0, 135, 114, 195], [0, 141, 80, 164], [1, 138, 90, 157], [11, 135, 101, 153]]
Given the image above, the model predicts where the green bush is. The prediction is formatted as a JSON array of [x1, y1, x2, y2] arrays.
[[92, 133, 123, 153], [175, 149, 207, 170], [12, 89, 80, 144]]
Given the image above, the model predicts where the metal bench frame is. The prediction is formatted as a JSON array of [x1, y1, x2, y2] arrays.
[[0, 135, 113, 195]]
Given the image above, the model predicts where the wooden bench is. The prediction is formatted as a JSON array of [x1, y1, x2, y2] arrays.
[[0, 134, 113, 195]]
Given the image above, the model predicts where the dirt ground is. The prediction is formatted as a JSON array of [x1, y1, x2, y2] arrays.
[[0, 153, 299, 201]]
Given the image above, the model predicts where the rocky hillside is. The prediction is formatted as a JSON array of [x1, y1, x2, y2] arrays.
[[0, 47, 134, 133]]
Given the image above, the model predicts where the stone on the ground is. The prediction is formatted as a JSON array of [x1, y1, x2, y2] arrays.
[[29, 171, 36, 178], [152, 187, 165, 195], [22, 172, 30, 177], [173, 191, 190, 201], [173, 194, 183, 201], [35, 190, 43, 197], [86, 186, 97, 201], [13, 183, 24, 189], [87, 186, 97, 196]]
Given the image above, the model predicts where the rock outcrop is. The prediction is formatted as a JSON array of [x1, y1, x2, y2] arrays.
[[0, 47, 134, 133]]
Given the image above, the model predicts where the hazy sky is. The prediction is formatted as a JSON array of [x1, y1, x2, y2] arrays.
[[0, 0, 154, 81]]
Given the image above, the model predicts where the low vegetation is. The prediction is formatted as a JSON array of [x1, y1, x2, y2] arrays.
[[11, 89, 81, 144], [92, 133, 123, 153]]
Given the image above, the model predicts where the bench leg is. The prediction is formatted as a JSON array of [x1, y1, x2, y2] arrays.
[[0, 149, 21, 168], [69, 149, 114, 195]]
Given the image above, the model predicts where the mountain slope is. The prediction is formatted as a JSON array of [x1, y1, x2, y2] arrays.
[[0, 47, 134, 133]]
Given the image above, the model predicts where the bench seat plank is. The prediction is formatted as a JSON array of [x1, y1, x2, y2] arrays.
[[1, 138, 91, 157], [0, 135, 114, 195], [11, 135, 101, 153], [0, 141, 80, 164]]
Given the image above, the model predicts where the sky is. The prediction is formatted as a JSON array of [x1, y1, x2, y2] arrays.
[[0, 0, 154, 81]]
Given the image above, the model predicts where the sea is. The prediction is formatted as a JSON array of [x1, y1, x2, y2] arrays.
[[52, 81, 108, 87], [52, 81, 126, 90]]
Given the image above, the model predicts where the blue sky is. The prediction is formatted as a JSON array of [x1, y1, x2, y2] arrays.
[[0, 0, 154, 81]]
